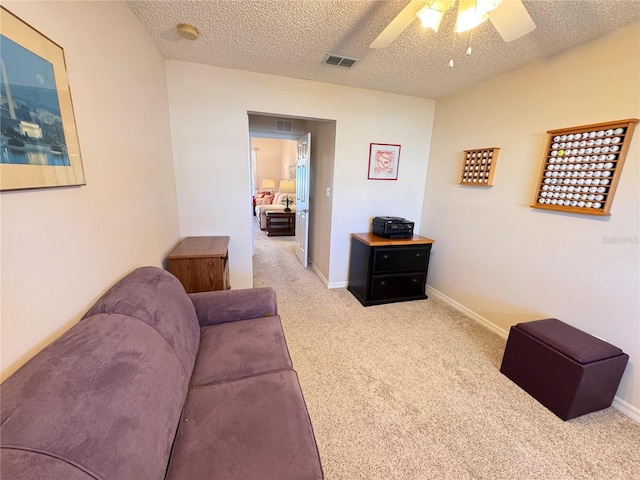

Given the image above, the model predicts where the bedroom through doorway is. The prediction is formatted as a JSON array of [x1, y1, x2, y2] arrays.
[[247, 112, 337, 288], [250, 136, 298, 237]]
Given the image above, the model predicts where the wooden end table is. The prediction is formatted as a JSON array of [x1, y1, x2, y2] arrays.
[[167, 236, 230, 293], [266, 212, 295, 236]]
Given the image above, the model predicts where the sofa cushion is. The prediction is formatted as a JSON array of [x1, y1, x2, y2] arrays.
[[1, 450, 92, 479], [1, 313, 188, 480], [167, 370, 323, 480], [82, 266, 200, 378], [191, 316, 293, 386], [189, 287, 278, 326]]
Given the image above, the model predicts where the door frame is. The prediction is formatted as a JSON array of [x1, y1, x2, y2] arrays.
[[247, 111, 336, 285]]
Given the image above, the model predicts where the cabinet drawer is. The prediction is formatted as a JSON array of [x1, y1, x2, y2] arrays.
[[167, 236, 230, 293], [168, 256, 228, 293], [372, 247, 430, 274], [370, 273, 426, 300]]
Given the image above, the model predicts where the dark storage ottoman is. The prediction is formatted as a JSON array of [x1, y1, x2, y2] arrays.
[[500, 318, 628, 420]]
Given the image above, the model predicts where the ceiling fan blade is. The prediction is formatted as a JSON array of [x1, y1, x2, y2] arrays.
[[369, 0, 427, 49], [488, 0, 536, 42]]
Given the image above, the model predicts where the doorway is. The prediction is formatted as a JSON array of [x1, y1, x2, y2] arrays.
[[250, 136, 297, 233], [247, 112, 336, 286]]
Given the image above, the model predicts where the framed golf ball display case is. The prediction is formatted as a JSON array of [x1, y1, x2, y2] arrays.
[[532, 119, 638, 216], [459, 148, 499, 186]]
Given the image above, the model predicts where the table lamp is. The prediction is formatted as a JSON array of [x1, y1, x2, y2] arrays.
[[279, 180, 296, 212], [261, 178, 275, 193]]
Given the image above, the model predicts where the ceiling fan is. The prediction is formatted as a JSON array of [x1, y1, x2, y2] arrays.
[[370, 0, 536, 49]]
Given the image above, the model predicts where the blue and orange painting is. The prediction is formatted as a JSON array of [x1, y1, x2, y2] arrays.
[[0, 34, 69, 166]]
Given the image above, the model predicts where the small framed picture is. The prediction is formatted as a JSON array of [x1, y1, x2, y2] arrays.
[[368, 143, 400, 180]]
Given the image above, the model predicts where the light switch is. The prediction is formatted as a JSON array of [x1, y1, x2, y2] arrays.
[[325, 187, 331, 198]]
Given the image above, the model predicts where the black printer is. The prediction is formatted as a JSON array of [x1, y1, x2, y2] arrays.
[[372, 216, 414, 239]]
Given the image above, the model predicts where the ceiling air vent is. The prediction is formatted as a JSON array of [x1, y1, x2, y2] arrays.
[[276, 120, 293, 133], [323, 54, 358, 69]]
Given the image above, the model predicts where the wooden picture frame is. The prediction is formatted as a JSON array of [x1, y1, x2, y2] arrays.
[[368, 143, 400, 180], [0, 6, 85, 191], [459, 147, 499, 186], [531, 119, 638, 216]]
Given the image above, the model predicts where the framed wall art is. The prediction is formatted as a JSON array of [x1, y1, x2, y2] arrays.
[[368, 143, 400, 180], [459, 147, 499, 186], [0, 6, 85, 191], [531, 118, 638, 216]]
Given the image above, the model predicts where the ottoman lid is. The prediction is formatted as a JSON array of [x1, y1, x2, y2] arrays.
[[516, 318, 623, 365]]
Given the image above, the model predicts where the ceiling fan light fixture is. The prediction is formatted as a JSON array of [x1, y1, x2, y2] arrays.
[[476, 0, 503, 14], [455, 0, 490, 33], [416, 5, 445, 32], [371, 0, 533, 50]]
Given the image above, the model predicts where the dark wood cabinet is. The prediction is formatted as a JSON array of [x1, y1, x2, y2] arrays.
[[167, 236, 230, 293], [347, 233, 434, 306], [266, 212, 295, 236]]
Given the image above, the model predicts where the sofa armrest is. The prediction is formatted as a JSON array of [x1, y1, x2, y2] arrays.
[[188, 287, 278, 326]]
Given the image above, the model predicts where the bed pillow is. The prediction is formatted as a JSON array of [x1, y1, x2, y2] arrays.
[[279, 194, 294, 205], [262, 194, 275, 205]]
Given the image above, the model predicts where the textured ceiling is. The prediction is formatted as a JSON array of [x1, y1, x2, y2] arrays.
[[127, 1, 640, 99]]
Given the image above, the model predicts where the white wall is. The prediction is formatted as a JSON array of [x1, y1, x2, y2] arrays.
[[250, 137, 293, 190], [308, 120, 337, 283], [421, 22, 640, 411], [280, 140, 297, 181], [1, 2, 180, 380], [166, 62, 436, 288], [248, 114, 307, 139]]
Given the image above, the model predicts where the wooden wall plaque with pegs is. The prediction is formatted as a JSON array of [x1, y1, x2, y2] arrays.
[[459, 148, 499, 186], [531, 119, 638, 216]]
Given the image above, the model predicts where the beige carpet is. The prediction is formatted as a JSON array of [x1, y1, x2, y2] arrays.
[[252, 228, 640, 480]]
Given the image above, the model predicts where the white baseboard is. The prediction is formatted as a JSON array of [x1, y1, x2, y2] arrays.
[[426, 285, 508, 339], [310, 263, 328, 287], [425, 284, 640, 424], [612, 397, 640, 423], [310, 263, 347, 289]]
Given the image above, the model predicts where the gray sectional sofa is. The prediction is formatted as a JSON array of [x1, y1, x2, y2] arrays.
[[0, 266, 323, 479]]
